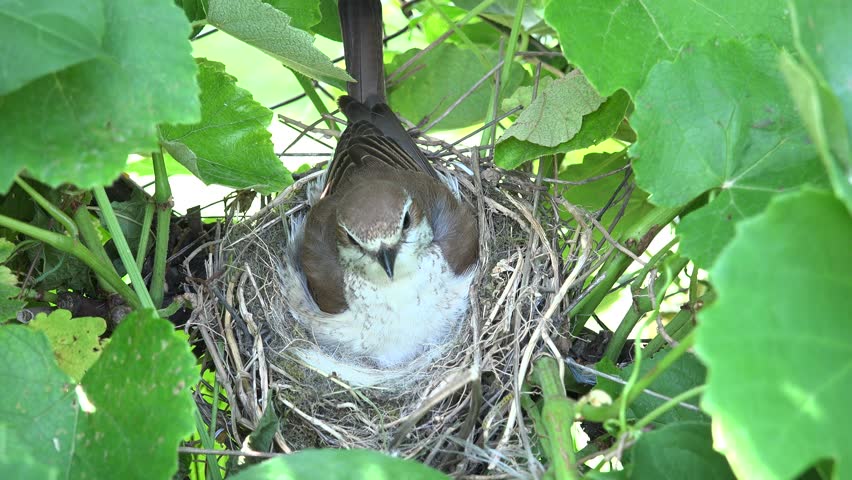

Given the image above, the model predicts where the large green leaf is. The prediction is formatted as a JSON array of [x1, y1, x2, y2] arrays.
[[780, 0, 852, 212], [544, 0, 792, 96], [0, 0, 200, 194], [0, 309, 197, 479], [207, 0, 351, 87], [160, 59, 292, 193], [311, 0, 341, 42], [230, 449, 449, 480], [0, 0, 105, 95], [28, 310, 105, 382], [499, 73, 604, 147], [263, 0, 320, 32], [495, 90, 630, 170], [626, 423, 735, 479], [696, 190, 852, 480], [629, 39, 825, 267], [387, 44, 526, 131]]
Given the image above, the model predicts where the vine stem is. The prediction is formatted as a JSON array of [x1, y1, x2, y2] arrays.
[[150, 150, 173, 308], [0, 213, 141, 309], [92, 187, 154, 310], [294, 72, 338, 132], [633, 385, 705, 430], [135, 200, 155, 271], [14, 176, 78, 237], [531, 357, 579, 480]]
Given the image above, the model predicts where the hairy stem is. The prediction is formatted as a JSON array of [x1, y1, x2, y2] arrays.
[[531, 357, 579, 480], [150, 150, 173, 309]]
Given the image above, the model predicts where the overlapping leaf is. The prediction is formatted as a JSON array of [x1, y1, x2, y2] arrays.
[[0, 0, 105, 95], [0, 309, 197, 479], [626, 423, 735, 479], [160, 59, 293, 193], [207, 0, 351, 87], [696, 190, 852, 480], [630, 39, 825, 267], [544, 0, 792, 96], [0, 0, 200, 194], [0, 239, 23, 321], [28, 310, 106, 381]]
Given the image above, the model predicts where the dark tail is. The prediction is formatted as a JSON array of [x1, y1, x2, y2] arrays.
[[339, 0, 385, 106]]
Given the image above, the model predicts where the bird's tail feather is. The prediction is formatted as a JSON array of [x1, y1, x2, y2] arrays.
[[339, 0, 385, 106]]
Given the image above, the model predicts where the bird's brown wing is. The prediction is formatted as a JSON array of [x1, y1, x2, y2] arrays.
[[298, 197, 348, 313]]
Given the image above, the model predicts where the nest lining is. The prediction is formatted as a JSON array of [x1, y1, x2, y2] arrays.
[[187, 132, 606, 476]]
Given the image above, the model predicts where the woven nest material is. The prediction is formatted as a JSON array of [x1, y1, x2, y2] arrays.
[[187, 128, 605, 476]]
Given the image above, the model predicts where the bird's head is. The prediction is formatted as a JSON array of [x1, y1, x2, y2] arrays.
[[335, 181, 432, 280]]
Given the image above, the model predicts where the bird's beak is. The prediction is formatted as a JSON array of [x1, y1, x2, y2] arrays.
[[376, 247, 397, 279]]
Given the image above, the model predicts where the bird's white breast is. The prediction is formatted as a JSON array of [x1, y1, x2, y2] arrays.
[[310, 244, 473, 367]]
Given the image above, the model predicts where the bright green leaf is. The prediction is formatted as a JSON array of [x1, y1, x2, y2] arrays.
[[500, 73, 605, 148], [627, 422, 735, 479], [207, 0, 352, 86], [0, 239, 23, 321], [263, 0, 321, 32], [0, 0, 200, 194], [388, 44, 526, 131], [696, 189, 852, 480], [544, 0, 792, 96], [28, 309, 106, 381], [0, 309, 197, 479], [161, 59, 292, 193], [230, 449, 450, 480], [495, 90, 630, 169], [780, 0, 852, 212], [629, 39, 825, 267], [0, 0, 105, 95]]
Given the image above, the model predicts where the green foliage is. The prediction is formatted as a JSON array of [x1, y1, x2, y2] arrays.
[[630, 39, 825, 267], [0, 309, 197, 479], [230, 449, 450, 480], [28, 309, 106, 381], [0, 0, 105, 95], [387, 44, 526, 131], [696, 190, 852, 479], [206, 0, 352, 87], [160, 59, 293, 193], [0, 239, 23, 321], [544, 0, 792, 96], [0, 0, 200, 194], [626, 423, 735, 479]]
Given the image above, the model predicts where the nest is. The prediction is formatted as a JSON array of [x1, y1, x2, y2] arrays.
[[186, 125, 607, 477]]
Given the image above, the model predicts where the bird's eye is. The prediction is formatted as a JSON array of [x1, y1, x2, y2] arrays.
[[346, 232, 357, 244], [402, 212, 411, 230]]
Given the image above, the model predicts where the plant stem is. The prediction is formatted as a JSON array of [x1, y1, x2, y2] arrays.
[[580, 330, 696, 422], [150, 150, 173, 309], [294, 72, 338, 132], [14, 176, 78, 237], [194, 408, 224, 480], [602, 255, 689, 363], [633, 385, 705, 430], [93, 187, 154, 310], [135, 200, 155, 271], [531, 357, 579, 480], [569, 205, 682, 335], [72, 204, 116, 293], [0, 214, 141, 309], [500, 0, 526, 90]]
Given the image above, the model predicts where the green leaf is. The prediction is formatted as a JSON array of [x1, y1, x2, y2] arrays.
[[230, 449, 450, 480], [499, 73, 605, 147], [0, 424, 59, 480], [0, 309, 197, 479], [629, 39, 825, 267], [177, 0, 209, 38], [0, 239, 23, 321], [0, 0, 200, 194], [495, 90, 630, 169], [544, 0, 792, 96], [559, 152, 655, 242], [312, 0, 341, 42], [0, 0, 105, 95], [28, 309, 106, 381], [696, 189, 852, 480], [387, 44, 526, 131], [626, 422, 735, 479], [263, 0, 320, 32], [207, 0, 352, 86], [779, 0, 852, 212], [161, 59, 292, 193]]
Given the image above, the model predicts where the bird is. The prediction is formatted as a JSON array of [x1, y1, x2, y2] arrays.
[[283, 0, 478, 370]]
